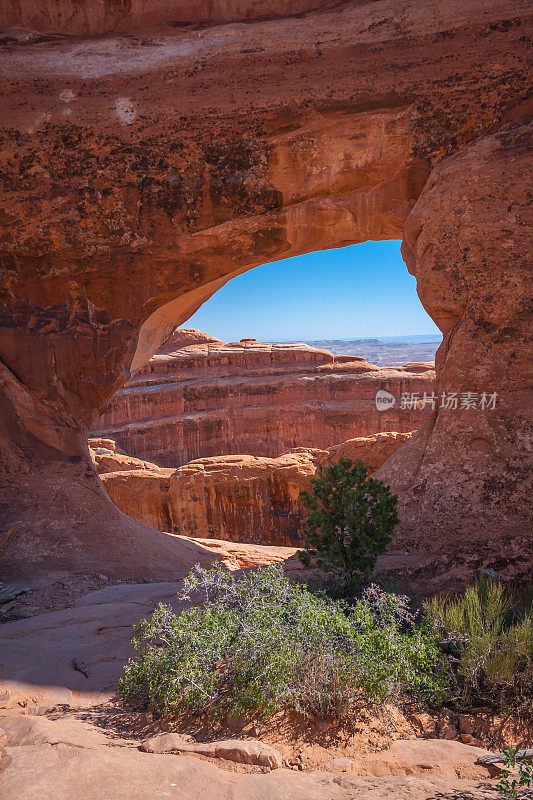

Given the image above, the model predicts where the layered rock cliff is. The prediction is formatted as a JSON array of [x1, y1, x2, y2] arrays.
[[0, 1, 341, 36], [91, 432, 413, 545], [0, 1, 531, 579], [93, 329, 434, 467]]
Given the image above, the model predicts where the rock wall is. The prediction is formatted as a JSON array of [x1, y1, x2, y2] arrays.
[[92, 432, 413, 545], [93, 329, 434, 467], [377, 122, 533, 566], [0, 1, 530, 579], [0, 1, 339, 36]]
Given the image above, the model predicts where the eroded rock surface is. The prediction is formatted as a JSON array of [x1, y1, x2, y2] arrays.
[[141, 734, 284, 768], [378, 122, 533, 566], [0, 725, 500, 800], [0, 1, 531, 578], [0, 1, 342, 36], [0, 580, 501, 799], [93, 329, 432, 467], [92, 432, 413, 544]]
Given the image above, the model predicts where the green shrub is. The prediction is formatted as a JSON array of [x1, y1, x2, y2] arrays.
[[118, 564, 447, 719], [497, 747, 533, 799], [298, 458, 399, 598], [424, 577, 533, 718]]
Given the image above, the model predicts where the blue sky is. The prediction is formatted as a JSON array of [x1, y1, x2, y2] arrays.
[[185, 240, 441, 342]]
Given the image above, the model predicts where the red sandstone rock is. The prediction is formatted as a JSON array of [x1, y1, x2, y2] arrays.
[[439, 723, 459, 742], [318, 432, 414, 473], [140, 734, 284, 769], [0, 709, 498, 799], [89, 437, 163, 474], [97, 450, 316, 544], [168, 451, 318, 546], [181, 537, 299, 571], [0, 1, 339, 36], [156, 328, 223, 353], [410, 713, 437, 738], [0, 1, 530, 579], [100, 468, 174, 532], [94, 431, 413, 545], [459, 734, 483, 746], [377, 122, 533, 564], [458, 715, 476, 737], [94, 332, 432, 467]]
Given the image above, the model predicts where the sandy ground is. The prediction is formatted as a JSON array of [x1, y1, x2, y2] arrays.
[[0, 573, 528, 799]]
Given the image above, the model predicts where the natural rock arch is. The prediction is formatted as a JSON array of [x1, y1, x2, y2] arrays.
[[0, 0, 531, 579]]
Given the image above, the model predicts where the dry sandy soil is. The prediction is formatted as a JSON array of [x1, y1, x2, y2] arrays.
[[0, 563, 529, 800]]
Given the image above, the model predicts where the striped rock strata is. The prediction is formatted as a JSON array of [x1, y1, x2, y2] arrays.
[[91, 431, 413, 545], [93, 329, 433, 467]]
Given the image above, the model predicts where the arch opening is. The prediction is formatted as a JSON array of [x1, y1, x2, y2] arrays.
[[0, 1, 529, 580], [95, 240, 441, 463], [90, 241, 441, 548]]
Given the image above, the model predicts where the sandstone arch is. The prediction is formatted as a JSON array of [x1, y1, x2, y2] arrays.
[[0, 0, 531, 579]]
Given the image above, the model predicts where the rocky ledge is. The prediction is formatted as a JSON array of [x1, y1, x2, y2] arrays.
[[90, 431, 413, 546], [93, 329, 434, 467]]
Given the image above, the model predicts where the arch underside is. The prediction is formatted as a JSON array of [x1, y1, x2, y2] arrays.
[[0, 0, 531, 580]]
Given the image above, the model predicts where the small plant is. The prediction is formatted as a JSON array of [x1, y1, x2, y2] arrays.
[[424, 577, 533, 718], [118, 564, 447, 720], [497, 747, 533, 799], [360, 583, 416, 629], [298, 458, 399, 598]]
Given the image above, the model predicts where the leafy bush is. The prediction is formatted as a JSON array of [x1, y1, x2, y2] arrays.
[[497, 747, 533, 799], [424, 577, 533, 718], [298, 458, 399, 598], [359, 583, 416, 629], [118, 565, 447, 719]]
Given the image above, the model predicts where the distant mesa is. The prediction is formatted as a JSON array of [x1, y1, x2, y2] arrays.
[[92, 328, 435, 468]]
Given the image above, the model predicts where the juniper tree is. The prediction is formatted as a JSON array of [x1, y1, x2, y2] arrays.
[[298, 458, 399, 597]]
